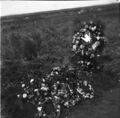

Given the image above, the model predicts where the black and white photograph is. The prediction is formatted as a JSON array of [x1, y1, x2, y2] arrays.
[[1, 1, 120, 118]]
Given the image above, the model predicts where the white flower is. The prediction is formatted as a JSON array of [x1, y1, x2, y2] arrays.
[[41, 83, 45, 87], [50, 72, 54, 76], [80, 45, 84, 49], [97, 54, 100, 57], [57, 105, 60, 109], [91, 26, 96, 31], [89, 95, 94, 99], [37, 106, 42, 111], [83, 81, 88, 86], [72, 45, 77, 51], [23, 93, 27, 98], [57, 81, 60, 84], [56, 109, 60, 112], [64, 101, 69, 106], [21, 84, 25, 88], [34, 89, 38, 92], [76, 40, 79, 44], [43, 114, 46, 116], [81, 60, 84, 63], [41, 84, 48, 91], [77, 88, 83, 94], [42, 78, 45, 82], [88, 84, 93, 90], [30, 79, 34, 83], [17, 94, 20, 98], [96, 36, 100, 40], [87, 62, 91, 65], [81, 33, 91, 42], [54, 96, 59, 100], [92, 41, 100, 50], [55, 71, 59, 75], [81, 50, 84, 55]]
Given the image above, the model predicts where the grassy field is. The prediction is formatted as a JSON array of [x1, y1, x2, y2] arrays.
[[1, 3, 120, 118]]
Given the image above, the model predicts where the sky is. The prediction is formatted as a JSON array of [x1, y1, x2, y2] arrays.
[[0, 0, 119, 17]]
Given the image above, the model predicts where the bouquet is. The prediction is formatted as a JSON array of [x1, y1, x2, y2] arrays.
[[17, 21, 106, 118]]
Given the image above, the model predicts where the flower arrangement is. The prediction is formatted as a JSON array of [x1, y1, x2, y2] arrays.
[[17, 21, 106, 118]]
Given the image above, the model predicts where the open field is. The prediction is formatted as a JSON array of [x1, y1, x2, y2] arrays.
[[1, 3, 120, 118]]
